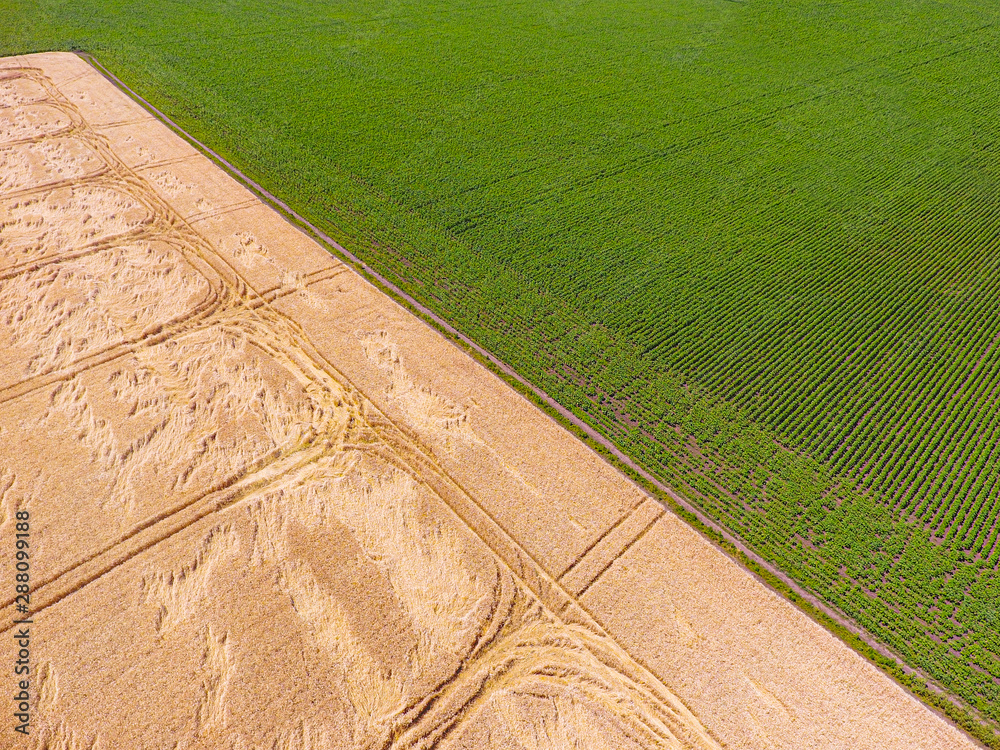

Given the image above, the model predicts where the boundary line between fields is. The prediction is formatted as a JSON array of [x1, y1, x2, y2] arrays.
[[74, 49, 992, 749]]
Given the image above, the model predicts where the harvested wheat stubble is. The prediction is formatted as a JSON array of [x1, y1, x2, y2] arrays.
[[0, 51, 980, 750]]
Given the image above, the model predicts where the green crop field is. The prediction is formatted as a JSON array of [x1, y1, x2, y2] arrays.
[[5, 0, 1000, 740]]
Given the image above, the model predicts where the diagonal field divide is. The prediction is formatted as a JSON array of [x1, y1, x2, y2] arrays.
[[71, 49, 993, 740]]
